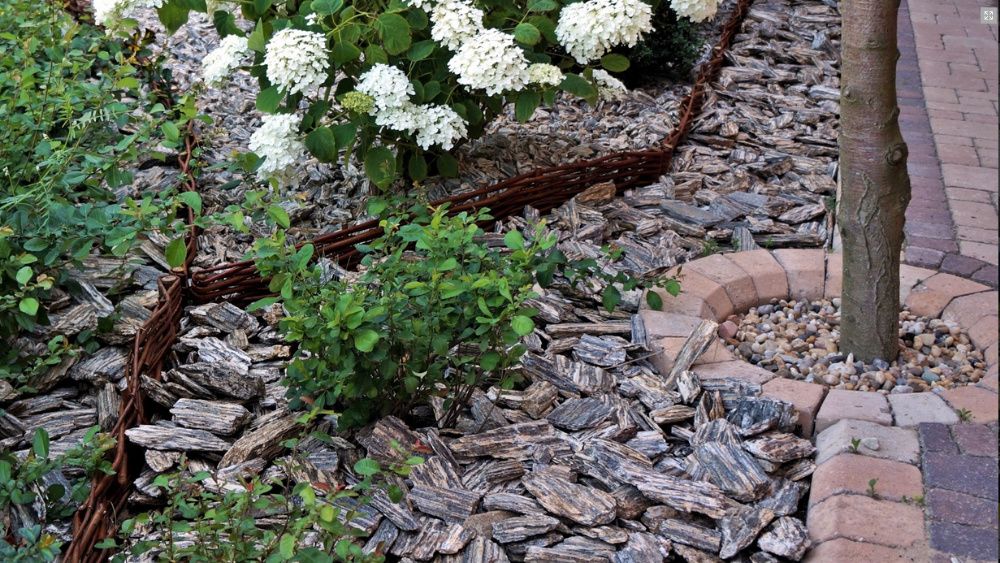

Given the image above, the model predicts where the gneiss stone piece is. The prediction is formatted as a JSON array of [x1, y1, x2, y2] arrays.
[[219, 411, 298, 468], [743, 432, 815, 463], [492, 515, 561, 543], [657, 519, 721, 552], [449, 420, 556, 460], [545, 397, 613, 431], [693, 441, 771, 502], [757, 516, 810, 561], [169, 398, 251, 436], [522, 470, 617, 526], [125, 424, 231, 452], [409, 485, 483, 523], [719, 505, 776, 558]]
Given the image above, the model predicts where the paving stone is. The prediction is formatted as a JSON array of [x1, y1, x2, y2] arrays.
[[904, 273, 990, 317], [927, 488, 1000, 528], [929, 521, 998, 561], [637, 310, 704, 338], [808, 454, 924, 507], [940, 253, 989, 276], [691, 360, 775, 385], [924, 451, 999, 500], [824, 253, 842, 299], [667, 268, 735, 321], [814, 390, 892, 434], [980, 365, 999, 392], [971, 264, 998, 287], [940, 385, 999, 423], [888, 393, 960, 427], [906, 246, 945, 269], [723, 250, 789, 304], [762, 378, 827, 437], [815, 419, 920, 466], [918, 422, 960, 455], [966, 314, 999, 351], [684, 254, 758, 314], [803, 539, 923, 562], [645, 287, 713, 319], [951, 423, 998, 457], [772, 249, 826, 301], [650, 337, 735, 375], [941, 290, 999, 331], [899, 264, 939, 305], [807, 495, 925, 548]]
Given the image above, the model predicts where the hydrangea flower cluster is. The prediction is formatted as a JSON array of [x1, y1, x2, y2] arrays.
[[555, 0, 654, 64], [670, 0, 719, 22], [430, 0, 484, 51], [264, 29, 330, 96], [248, 114, 306, 185], [593, 69, 628, 100], [93, 0, 164, 31], [448, 29, 529, 96], [201, 35, 250, 86], [357, 64, 468, 150], [526, 63, 565, 87]]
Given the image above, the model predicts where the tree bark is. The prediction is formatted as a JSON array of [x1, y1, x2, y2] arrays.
[[839, 0, 911, 362]]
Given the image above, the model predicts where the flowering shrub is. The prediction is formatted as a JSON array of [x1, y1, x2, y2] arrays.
[[136, 0, 715, 188]]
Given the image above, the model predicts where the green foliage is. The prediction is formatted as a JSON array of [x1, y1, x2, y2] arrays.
[[0, 0, 205, 388], [0, 427, 116, 561], [620, 0, 703, 87], [114, 428, 419, 562]]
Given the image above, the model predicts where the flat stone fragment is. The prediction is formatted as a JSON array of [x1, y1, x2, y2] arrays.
[[657, 519, 721, 552], [761, 378, 826, 437], [545, 397, 613, 431], [694, 441, 771, 502], [743, 432, 815, 463], [726, 397, 797, 436], [482, 493, 545, 515], [172, 362, 264, 401], [813, 390, 892, 434], [491, 515, 561, 543], [410, 485, 483, 523], [522, 470, 617, 526], [459, 537, 510, 563], [757, 517, 810, 561], [219, 411, 298, 467], [633, 472, 729, 520], [125, 425, 231, 452], [719, 505, 776, 558], [672, 543, 723, 563], [814, 419, 919, 465], [886, 392, 959, 427], [614, 532, 672, 563], [449, 420, 556, 460], [169, 398, 251, 436], [521, 354, 615, 395], [759, 479, 807, 517]]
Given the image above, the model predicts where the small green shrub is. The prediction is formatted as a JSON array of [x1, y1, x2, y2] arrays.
[[620, 0, 703, 87], [0, 427, 116, 561], [251, 201, 675, 428]]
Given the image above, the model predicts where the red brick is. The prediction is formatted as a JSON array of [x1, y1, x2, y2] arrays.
[[637, 310, 703, 338], [824, 253, 842, 299], [684, 254, 758, 314], [949, 200, 998, 229], [958, 240, 999, 264], [947, 187, 994, 203], [649, 336, 735, 375], [645, 288, 713, 319], [804, 539, 926, 562], [941, 385, 999, 423], [937, 143, 980, 165], [723, 250, 789, 304], [772, 249, 826, 302], [665, 268, 733, 321], [941, 291, 998, 337], [807, 495, 925, 548], [809, 454, 924, 507], [814, 390, 892, 434], [904, 273, 989, 317], [762, 378, 827, 437], [691, 360, 775, 385]]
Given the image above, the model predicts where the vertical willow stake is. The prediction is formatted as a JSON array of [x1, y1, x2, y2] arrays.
[[839, 0, 911, 362]]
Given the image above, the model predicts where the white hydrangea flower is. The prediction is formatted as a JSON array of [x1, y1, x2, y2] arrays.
[[448, 29, 529, 96], [527, 63, 564, 87], [201, 35, 250, 86], [670, 0, 718, 22], [402, 0, 435, 8], [374, 103, 423, 135], [556, 0, 654, 64], [93, 0, 164, 31], [430, 0, 484, 51], [264, 29, 330, 96], [249, 114, 306, 185], [592, 69, 628, 100], [413, 104, 468, 150], [356, 64, 416, 111]]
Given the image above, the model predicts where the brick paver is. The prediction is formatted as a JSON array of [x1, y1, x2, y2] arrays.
[[814, 390, 892, 434], [761, 378, 827, 437], [887, 392, 960, 426], [900, 0, 999, 286]]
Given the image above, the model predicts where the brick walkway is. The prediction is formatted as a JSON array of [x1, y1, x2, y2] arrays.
[[899, 0, 999, 286]]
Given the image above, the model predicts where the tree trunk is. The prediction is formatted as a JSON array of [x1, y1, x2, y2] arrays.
[[839, 0, 911, 362]]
